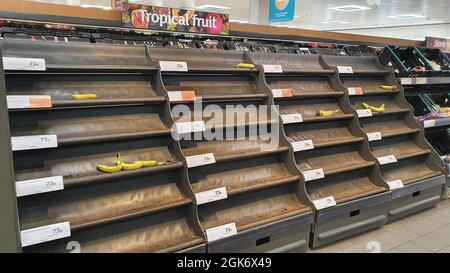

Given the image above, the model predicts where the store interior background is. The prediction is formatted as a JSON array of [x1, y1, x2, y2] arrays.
[[27, 0, 450, 41]]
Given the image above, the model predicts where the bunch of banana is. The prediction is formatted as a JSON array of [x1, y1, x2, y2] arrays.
[[319, 109, 340, 117], [97, 153, 167, 173], [379, 85, 397, 91], [362, 103, 386, 113], [236, 63, 255, 69], [71, 94, 98, 100]]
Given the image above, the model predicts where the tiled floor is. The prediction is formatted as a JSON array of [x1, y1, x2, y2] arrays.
[[309, 199, 450, 253]]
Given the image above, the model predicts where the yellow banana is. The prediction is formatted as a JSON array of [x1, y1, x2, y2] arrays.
[[71, 94, 98, 100], [97, 164, 122, 173], [319, 109, 340, 117], [122, 161, 144, 171], [379, 85, 397, 91], [135, 160, 158, 167], [362, 103, 386, 113], [236, 63, 255, 69]]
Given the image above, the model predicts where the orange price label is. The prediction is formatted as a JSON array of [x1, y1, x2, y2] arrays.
[[272, 88, 293, 98], [7, 95, 52, 109], [348, 87, 363, 96], [29, 95, 52, 108], [168, 91, 196, 102]]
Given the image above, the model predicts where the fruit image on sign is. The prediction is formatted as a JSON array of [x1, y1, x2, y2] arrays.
[[131, 9, 149, 29]]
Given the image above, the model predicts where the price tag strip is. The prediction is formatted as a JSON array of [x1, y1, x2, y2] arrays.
[[367, 132, 382, 142], [206, 222, 238, 242], [20, 221, 71, 247], [168, 91, 196, 102], [387, 180, 404, 190], [337, 66, 354, 74], [348, 87, 364, 96], [186, 153, 216, 168], [11, 135, 58, 151], [291, 140, 314, 152], [3, 57, 46, 71], [271, 88, 293, 98], [159, 61, 188, 72], [400, 78, 413, 85], [313, 196, 337, 210], [423, 120, 436, 128], [415, 77, 428, 85], [16, 176, 64, 197], [263, 64, 283, 73], [176, 121, 206, 134], [377, 155, 397, 165], [7, 95, 52, 109], [195, 187, 228, 205], [281, 113, 303, 124], [302, 168, 325, 182], [357, 109, 373, 118]]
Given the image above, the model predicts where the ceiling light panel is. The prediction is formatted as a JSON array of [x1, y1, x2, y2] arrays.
[[329, 5, 372, 12]]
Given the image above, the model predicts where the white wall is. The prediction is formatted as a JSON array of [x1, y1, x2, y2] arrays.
[[334, 23, 450, 41]]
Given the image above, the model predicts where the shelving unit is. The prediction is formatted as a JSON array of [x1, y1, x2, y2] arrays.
[[148, 47, 314, 253], [0, 39, 205, 253], [322, 55, 446, 222], [249, 53, 390, 248]]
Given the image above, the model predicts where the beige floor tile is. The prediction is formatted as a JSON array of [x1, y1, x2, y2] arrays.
[[424, 225, 450, 245], [372, 230, 409, 248], [386, 242, 433, 253], [410, 235, 448, 252], [400, 217, 444, 236], [437, 246, 450, 253]]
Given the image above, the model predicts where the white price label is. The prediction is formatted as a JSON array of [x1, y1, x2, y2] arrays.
[[377, 155, 397, 165], [195, 187, 228, 205], [348, 87, 363, 96], [291, 140, 314, 152], [2, 57, 46, 71], [387, 180, 404, 190], [367, 132, 382, 142], [206, 223, 238, 242], [299, 47, 310, 51], [11, 135, 58, 151], [176, 121, 206, 134], [415, 77, 427, 85], [16, 176, 64, 197], [337, 66, 354, 74], [357, 109, 373, 118], [400, 78, 413, 85], [7, 95, 52, 109], [20, 222, 71, 247], [423, 120, 436, 128], [263, 64, 283, 73], [271, 88, 293, 98], [167, 91, 196, 102], [159, 61, 188, 72], [313, 196, 336, 210], [186, 153, 216, 168], [302, 168, 325, 182], [281, 114, 303, 124]]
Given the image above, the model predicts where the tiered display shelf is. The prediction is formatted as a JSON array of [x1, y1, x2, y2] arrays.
[[250, 52, 392, 248], [148, 47, 313, 253], [322, 55, 446, 222], [0, 39, 205, 253]]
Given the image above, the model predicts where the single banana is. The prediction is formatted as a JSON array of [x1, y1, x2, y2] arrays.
[[319, 109, 340, 117], [122, 161, 144, 171], [236, 63, 255, 69], [379, 85, 397, 91], [362, 103, 386, 113], [71, 94, 98, 100], [97, 164, 123, 173], [135, 160, 158, 167]]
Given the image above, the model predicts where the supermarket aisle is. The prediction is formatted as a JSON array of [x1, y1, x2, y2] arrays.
[[310, 199, 450, 253]]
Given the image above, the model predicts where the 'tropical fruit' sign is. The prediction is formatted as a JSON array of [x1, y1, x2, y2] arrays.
[[122, 4, 230, 35]]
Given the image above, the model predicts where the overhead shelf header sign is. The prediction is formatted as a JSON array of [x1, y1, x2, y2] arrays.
[[121, 3, 230, 35], [269, 0, 296, 23]]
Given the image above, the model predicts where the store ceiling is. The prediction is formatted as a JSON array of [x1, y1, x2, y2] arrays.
[[29, 0, 450, 40]]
